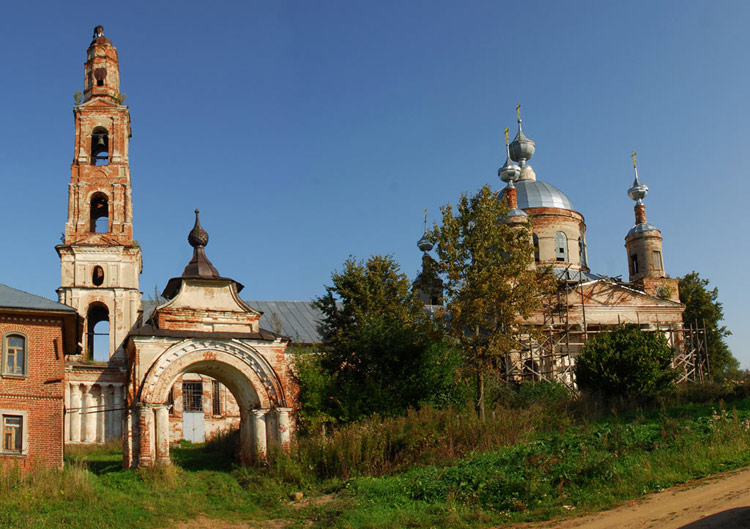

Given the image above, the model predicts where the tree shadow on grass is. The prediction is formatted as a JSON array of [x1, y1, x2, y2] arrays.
[[170, 431, 239, 472], [678, 507, 750, 528]]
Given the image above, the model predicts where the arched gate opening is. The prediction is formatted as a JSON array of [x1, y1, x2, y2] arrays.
[[125, 339, 292, 468]]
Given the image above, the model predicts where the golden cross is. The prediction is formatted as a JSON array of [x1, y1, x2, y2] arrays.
[[423, 208, 428, 230], [631, 151, 637, 168], [504, 127, 509, 144], [516, 104, 521, 120]]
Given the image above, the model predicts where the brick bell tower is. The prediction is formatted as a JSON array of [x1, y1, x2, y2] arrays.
[[57, 26, 142, 363]]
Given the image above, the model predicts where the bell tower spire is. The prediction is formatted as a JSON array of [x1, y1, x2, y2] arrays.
[[84, 25, 122, 103], [56, 27, 141, 362], [623, 152, 679, 301]]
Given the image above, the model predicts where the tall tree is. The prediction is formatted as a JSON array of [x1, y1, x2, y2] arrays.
[[314, 255, 459, 422], [432, 185, 555, 419], [678, 272, 737, 378]]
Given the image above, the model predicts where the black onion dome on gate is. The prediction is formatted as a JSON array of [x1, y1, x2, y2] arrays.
[[162, 210, 244, 299]]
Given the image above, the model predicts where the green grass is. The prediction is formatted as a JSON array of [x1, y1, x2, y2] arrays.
[[2, 396, 750, 528]]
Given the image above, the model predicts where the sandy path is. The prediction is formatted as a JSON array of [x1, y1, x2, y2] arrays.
[[524, 467, 750, 529]]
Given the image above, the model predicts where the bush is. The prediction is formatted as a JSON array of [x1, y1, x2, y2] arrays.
[[575, 324, 676, 402]]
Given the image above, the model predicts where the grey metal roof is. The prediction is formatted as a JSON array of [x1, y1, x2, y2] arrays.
[[509, 180, 575, 210], [245, 300, 323, 344], [627, 223, 660, 236], [0, 284, 76, 312]]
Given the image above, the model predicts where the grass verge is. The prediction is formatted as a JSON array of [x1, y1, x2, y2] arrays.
[[1, 396, 749, 528]]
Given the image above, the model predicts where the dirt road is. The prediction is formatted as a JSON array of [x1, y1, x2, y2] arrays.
[[526, 467, 750, 529]]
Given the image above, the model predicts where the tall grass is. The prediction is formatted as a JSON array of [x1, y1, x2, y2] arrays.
[[271, 396, 573, 480], [0, 457, 93, 503]]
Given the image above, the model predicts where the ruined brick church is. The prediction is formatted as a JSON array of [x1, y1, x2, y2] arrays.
[[415, 113, 692, 387], [0, 27, 697, 470]]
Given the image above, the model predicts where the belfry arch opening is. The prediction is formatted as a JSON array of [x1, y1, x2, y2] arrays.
[[86, 303, 110, 361], [90, 192, 109, 233], [91, 127, 109, 166]]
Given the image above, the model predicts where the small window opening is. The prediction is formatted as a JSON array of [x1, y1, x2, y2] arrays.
[[555, 232, 568, 262], [183, 381, 203, 412], [653, 250, 663, 271], [533, 234, 540, 263], [87, 303, 110, 361], [92, 265, 104, 286], [90, 193, 109, 233], [90, 127, 109, 166], [212, 381, 222, 416], [3, 415, 22, 453], [94, 68, 107, 88], [630, 254, 639, 275]]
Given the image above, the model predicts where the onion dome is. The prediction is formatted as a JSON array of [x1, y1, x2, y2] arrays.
[[188, 209, 209, 248], [627, 153, 649, 205], [183, 209, 220, 278], [417, 232, 434, 252], [509, 106, 535, 166], [417, 209, 434, 252], [626, 152, 658, 235], [499, 127, 521, 183]]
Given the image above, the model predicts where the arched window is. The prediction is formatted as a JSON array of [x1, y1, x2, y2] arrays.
[[92, 265, 104, 286], [533, 234, 540, 263], [555, 232, 568, 262], [3, 333, 26, 376], [87, 304, 110, 362], [90, 193, 109, 233], [91, 127, 109, 166]]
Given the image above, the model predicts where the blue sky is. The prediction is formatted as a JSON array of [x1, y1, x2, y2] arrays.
[[0, 1, 747, 366]]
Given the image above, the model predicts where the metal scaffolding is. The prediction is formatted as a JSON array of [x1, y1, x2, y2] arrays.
[[501, 273, 709, 388]]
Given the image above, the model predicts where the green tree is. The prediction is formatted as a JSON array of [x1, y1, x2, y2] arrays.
[[314, 254, 460, 422], [575, 324, 677, 401], [678, 272, 737, 378], [432, 184, 556, 419]]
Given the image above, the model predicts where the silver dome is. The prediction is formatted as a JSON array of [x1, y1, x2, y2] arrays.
[[417, 232, 434, 252], [502, 180, 575, 210], [498, 156, 521, 183], [509, 128, 535, 164], [627, 223, 659, 236]]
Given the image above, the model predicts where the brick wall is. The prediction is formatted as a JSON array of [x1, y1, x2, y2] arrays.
[[0, 314, 66, 469]]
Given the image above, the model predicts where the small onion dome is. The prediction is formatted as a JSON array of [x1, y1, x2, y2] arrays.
[[627, 174, 649, 204], [499, 156, 521, 183], [509, 123, 536, 165], [188, 209, 209, 248], [417, 232, 434, 252]]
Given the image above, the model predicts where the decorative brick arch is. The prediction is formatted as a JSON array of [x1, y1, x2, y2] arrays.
[[126, 338, 292, 468], [138, 338, 287, 409]]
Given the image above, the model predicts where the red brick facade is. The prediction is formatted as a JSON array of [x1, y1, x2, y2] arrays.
[[0, 311, 75, 469]]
